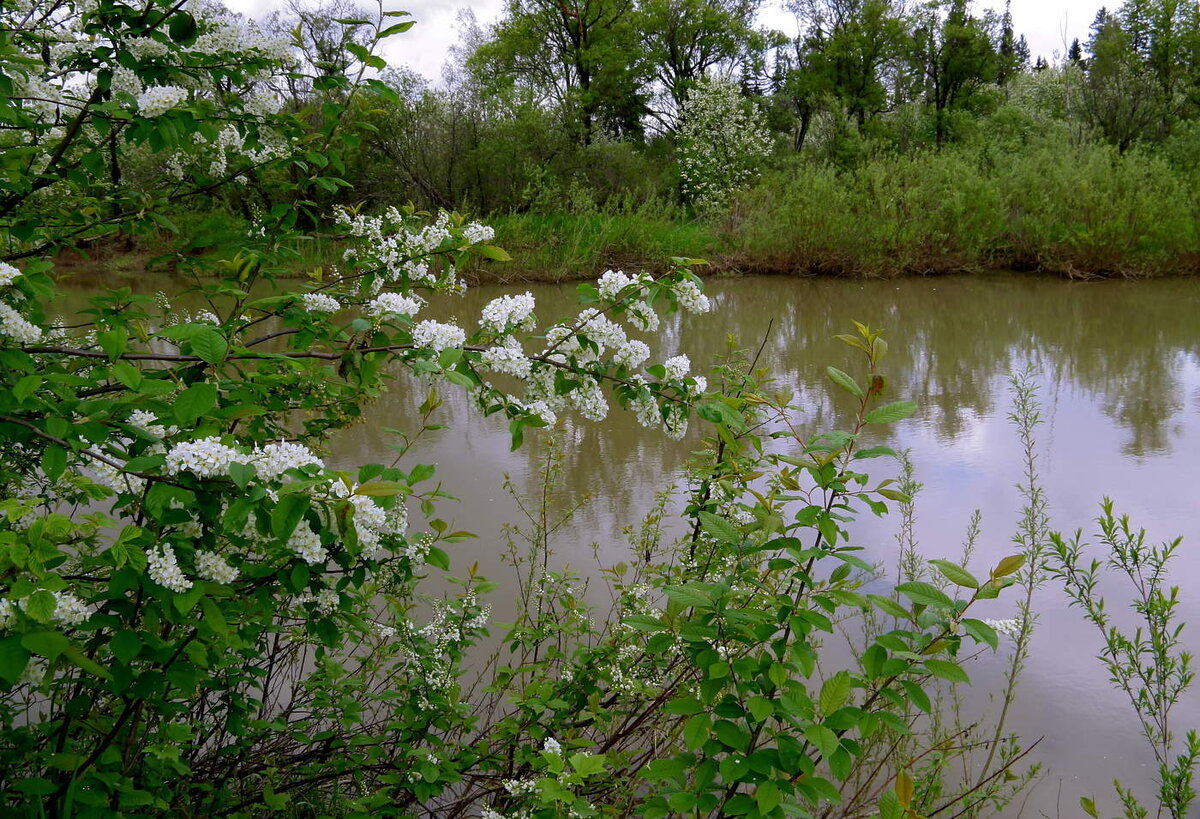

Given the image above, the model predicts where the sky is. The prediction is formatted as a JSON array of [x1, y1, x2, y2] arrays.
[[224, 0, 1107, 83]]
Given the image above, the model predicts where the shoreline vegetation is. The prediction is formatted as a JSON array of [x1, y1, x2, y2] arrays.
[[72, 138, 1200, 284]]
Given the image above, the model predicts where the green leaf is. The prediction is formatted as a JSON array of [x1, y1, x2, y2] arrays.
[[853, 445, 897, 460], [863, 401, 917, 425], [173, 383, 217, 426], [867, 594, 911, 620], [63, 646, 112, 680], [167, 10, 197, 43], [21, 631, 69, 660], [13, 375, 41, 404], [228, 462, 256, 490], [0, 637, 31, 684], [110, 630, 141, 664], [664, 585, 711, 610], [475, 244, 511, 261], [756, 781, 781, 814], [991, 554, 1026, 579], [900, 679, 931, 713], [698, 511, 739, 545], [819, 671, 853, 715], [271, 494, 310, 540], [878, 788, 903, 819], [683, 713, 710, 751], [190, 329, 228, 365], [894, 581, 954, 609], [111, 361, 143, 390], [924, 659, 970, 684], [826, 366, 863, 398], [23, 590, 56, 623], [353, 480, 407, 497], [1080, 796, 1099, 817], [97, 329, 126, 361], [962, 618, 999, 649], [713, 720, 749, 751], [929, 559, 979, 589], [41, 445, 67, 483], [200, 596, 229, 635]]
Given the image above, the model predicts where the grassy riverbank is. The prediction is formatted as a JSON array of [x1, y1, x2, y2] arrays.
[[78, 139, 1200, 284], [469, 139, 1200, 282]]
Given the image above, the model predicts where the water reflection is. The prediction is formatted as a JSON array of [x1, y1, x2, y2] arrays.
[[60, 269, 1200, 816]]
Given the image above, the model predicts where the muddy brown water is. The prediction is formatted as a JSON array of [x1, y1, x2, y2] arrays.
[[61, 268, 1200, 816]]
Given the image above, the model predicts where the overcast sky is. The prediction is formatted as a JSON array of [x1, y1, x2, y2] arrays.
[[225, 0, 1105, 83]]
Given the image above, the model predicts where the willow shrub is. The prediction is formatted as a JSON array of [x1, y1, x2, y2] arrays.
[[729, 140, 1200, 277]]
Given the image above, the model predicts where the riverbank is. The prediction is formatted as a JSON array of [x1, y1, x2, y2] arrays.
[[62, 138, 1200, 284]]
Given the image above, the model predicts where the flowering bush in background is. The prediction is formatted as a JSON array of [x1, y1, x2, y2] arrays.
[[677, 77, 772, 214]]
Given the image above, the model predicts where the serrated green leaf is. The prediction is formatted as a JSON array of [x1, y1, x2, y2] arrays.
[[962, 618, 999, 649], [174, 383, 217, 426], [929, 559, 979, 589], [819, 671, 853, 715], [863, 401, 917, 425], [894, 581, 955, 609], [682, 712, 709, 751], [826, 366, 863, 398], [991, 553, 1026, 579], [190, 329, 227, 364], [924, 658, 970, 684]]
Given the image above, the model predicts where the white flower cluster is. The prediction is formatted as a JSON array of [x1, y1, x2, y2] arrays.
[[663, 355, 690, 381], [0, 262, 21, 287], [628, 378, 661, 428], [543, 737, 562, 755], [251, 441, 323, 481], [365, 292, 422, 318], [128, 409, 177, 438], [613, 339, 650, 369], [338, 208, 480, 292], [479, 292, 536, 334], [52, 592, 90, 626], [0, 598, 12, 628], [289, 525, 326, 565], [165, 436, 240, 478], [148, 544, 192, 593], [462, 222, 494, 244], [349, 494, 407, 558], [480, 341, 532, 378], [0, 303, 42, 344], [625, 300, 659, 333], [984, 617, 1023, 639], [569, 376, 608, 422], [136, 85, 188, 117], [675, 279, 711, 314], [295, 586, 340, 615], [411, 320, 465, 352], [110, 65, 142, 97], [597, 269, 633, 300], [300, 292, 340, 313], [195, 550, 238, 584]]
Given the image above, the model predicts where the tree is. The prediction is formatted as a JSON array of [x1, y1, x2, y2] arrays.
[[470, 0, 647, 143], [1082, 7, 1163, 150], [787, 0, 909, 129], [634, 0, 762, 127], [913, 0, 998, 145]]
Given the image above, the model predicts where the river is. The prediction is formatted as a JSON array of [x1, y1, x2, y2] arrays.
[[65, 267, 1200, 816]]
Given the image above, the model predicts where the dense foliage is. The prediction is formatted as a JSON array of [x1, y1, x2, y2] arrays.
[[0, 1, 1195, 818]]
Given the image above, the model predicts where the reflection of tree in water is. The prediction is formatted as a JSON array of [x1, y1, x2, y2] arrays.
[[60, 268, 1198, 497], [341, 273, 1200, 508]]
